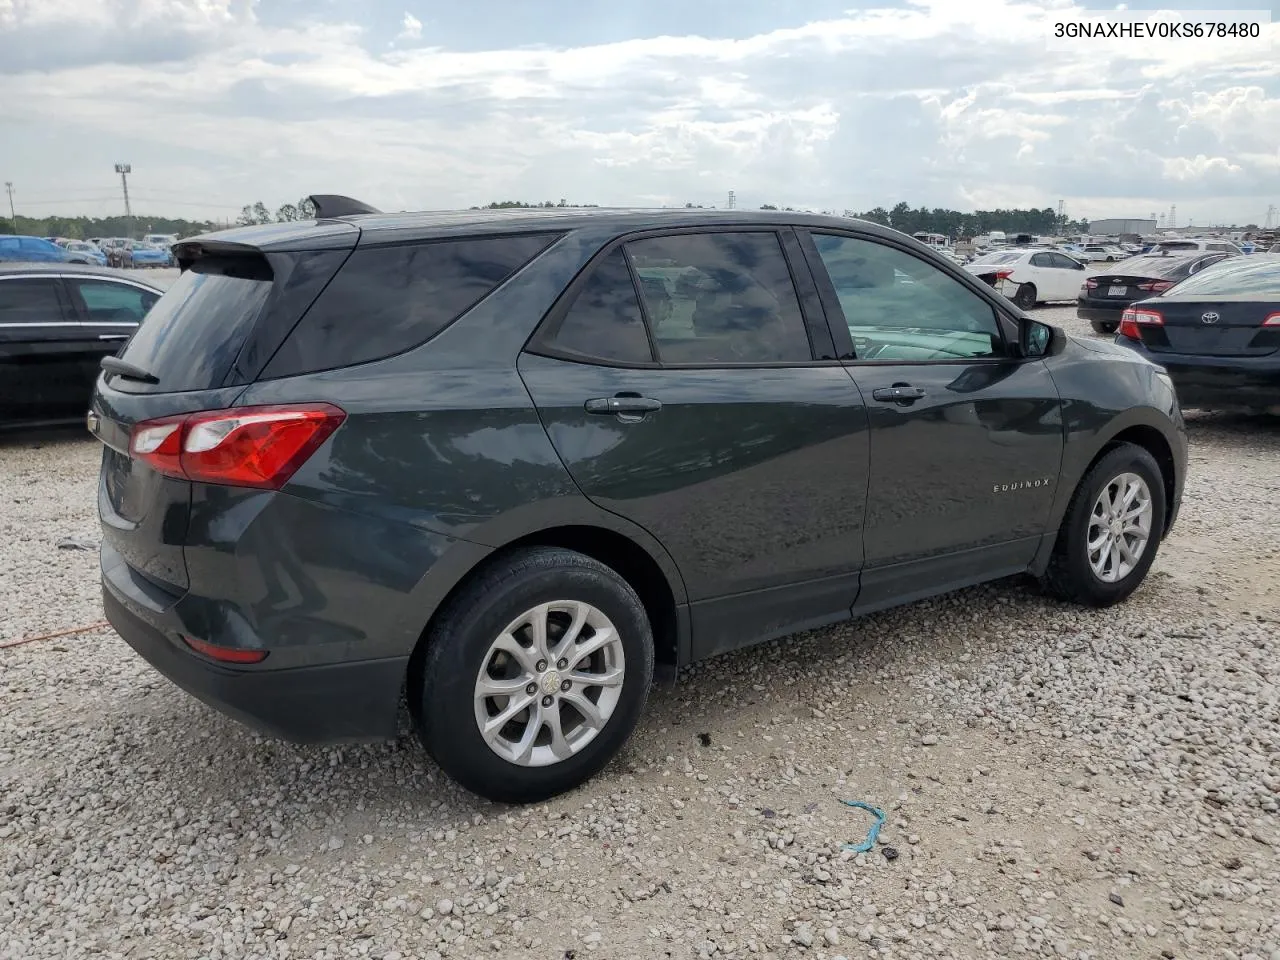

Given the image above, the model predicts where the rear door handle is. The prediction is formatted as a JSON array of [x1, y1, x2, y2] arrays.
[[872, 385, 927, 403], [585, 395, 662, 417], [98, 334, 130, 341]]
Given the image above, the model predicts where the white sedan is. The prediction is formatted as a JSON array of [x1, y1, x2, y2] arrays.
[[962, 248, 1091, 309]]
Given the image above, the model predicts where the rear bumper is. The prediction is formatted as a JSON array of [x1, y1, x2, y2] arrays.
[[1116, 335, 1280, 410], [103, 560, 407, 744], [1076, 300, 1127, 323]]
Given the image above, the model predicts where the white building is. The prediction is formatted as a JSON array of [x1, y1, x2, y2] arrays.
[[1088, 218, 1158, 236]]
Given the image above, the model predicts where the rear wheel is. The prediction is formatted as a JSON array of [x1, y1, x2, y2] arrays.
[[412, 547, 654, 803], [1090, 319, 1118, 335], [1014, 283, 1037, 309], [1040, 443, 1166, 607]]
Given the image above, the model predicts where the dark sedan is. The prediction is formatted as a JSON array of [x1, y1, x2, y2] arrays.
[[1078, 252, 1233, 334], [1116, 255, 1280, 413], [1, 264, 161, 428]]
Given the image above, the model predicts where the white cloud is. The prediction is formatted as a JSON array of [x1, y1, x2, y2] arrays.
[[396, 11, 422, 43], [0, 0, 1276, 224]]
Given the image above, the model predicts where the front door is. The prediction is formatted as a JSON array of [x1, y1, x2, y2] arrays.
[[519, 230, 870, 658], [800, 229, 1065, 610]]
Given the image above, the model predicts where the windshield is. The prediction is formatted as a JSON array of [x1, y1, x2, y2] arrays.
[[1162, 257, 1280, 297], [971, 252, 1020, 265]]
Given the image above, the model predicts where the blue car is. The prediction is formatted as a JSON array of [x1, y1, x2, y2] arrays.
[[120, 241, 172, 269], [0, 235, 75, 263]]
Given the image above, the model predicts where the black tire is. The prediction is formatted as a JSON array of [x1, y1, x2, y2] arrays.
[[412, 546, 655, 804], [1014, 283, 1037, 309], [1090, 320, 1118, 335], [1040, 443, 1167, 607]]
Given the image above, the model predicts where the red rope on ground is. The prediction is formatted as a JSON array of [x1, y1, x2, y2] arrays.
[[0, 620, 110, 650]]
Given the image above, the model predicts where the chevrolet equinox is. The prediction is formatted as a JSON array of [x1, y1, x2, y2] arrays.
[[91, 197, 1187, 803]]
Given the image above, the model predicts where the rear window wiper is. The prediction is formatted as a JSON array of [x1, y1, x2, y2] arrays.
[[100, 356, 160, 385]]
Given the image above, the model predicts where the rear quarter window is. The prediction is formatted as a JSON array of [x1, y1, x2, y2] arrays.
[[262, 233, 561, 377]]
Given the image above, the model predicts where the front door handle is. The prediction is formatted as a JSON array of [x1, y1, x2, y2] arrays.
[[98, 334, 131, 341], [872, 384, 927, 403], [584, 395, 662, 419]]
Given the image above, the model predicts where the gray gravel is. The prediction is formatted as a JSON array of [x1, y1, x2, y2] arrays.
[[2, 305, 1278, 960]]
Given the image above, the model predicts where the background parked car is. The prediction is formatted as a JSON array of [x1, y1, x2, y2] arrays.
[[1153, 238, 1244, 256], [1115, 255, 1280, 413], [964, 248, 1088, 307], [55, 239, 110, 266], [0, 264, 161, 428], [1077, 251, 1234, 334], [1081, 244, 1127, 263], [0, 235, 76, 264]]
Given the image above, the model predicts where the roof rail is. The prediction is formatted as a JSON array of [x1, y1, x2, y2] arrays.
[[307, 194, 382, 218]]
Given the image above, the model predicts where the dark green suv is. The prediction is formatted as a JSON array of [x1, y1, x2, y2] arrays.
[[90, 198, 1186, 803]]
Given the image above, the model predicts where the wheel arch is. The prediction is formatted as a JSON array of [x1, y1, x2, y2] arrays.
[[1031, 408, 1184, 574], [403, 512, 689, 706]]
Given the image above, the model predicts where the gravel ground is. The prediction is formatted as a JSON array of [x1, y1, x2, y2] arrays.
[[2, 305, 1278, 960]]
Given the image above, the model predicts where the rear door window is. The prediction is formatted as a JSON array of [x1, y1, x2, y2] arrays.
[[114, 257, 274, 392], [625, 232, 813, 364], [70, 279, 158, 325], [264, 233, 561, 377], [538, 248, 654, 364]]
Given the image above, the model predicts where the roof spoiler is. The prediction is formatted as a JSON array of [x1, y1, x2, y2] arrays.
[[307, 194, 381, 218]]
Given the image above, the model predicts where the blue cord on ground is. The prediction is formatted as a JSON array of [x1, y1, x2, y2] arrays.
[[841, 799, 886, 853]]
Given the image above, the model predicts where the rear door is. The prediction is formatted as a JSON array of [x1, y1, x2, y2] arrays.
[[1028, 252, 1077, 301], [67, 276, 161, 402], [0, 274, 87, 424], [799, 228, 1064, 610], [519, 228, 870, 658]]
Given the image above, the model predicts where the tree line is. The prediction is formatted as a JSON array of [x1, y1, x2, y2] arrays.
[[6, 213, 218, 240], [8, 198, 1091, 242]]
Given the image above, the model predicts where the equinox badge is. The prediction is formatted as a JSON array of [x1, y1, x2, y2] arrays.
[[993, 478, 1052, 493]]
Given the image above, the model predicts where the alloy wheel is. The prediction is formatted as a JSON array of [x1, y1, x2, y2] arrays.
[[1087, 472, 1153, 582], [473, 601, 626, 767]]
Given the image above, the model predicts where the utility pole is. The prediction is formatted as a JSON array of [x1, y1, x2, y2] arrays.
[[4, 181, 14, 232], [115, 163, 133, 238], [1169, 204, 1176, 229], [727, 190, 735, 210]]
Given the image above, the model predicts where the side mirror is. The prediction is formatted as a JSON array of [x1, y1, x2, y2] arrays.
[[1018, 316, 1050, 358]]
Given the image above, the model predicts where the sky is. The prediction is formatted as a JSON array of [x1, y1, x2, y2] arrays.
[[1, 0, 1278, 228]]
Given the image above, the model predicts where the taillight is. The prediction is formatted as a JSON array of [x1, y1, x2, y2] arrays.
[[1118, 307, 1164, 340], [1264, 313, 1280, 327], [129, 404, 345, 489], [1136, 280, 1174, 292], [182, 635, 268, 664], [1084, 278, 1098, 290], [994, 270, 1014, 281]]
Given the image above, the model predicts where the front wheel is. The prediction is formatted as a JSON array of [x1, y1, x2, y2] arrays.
[[1014, 283, 1038, 309], [1040, 443, 1166, 607], [412, 546, 654, 803]]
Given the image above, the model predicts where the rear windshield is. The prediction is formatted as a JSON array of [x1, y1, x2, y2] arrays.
[[1157, 241, 1197, 251], [116, 256, 272, 392], [1112, 255, 1197, 278], [971, 252, 1020, 265], [1162, 257, 1280, 297]]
